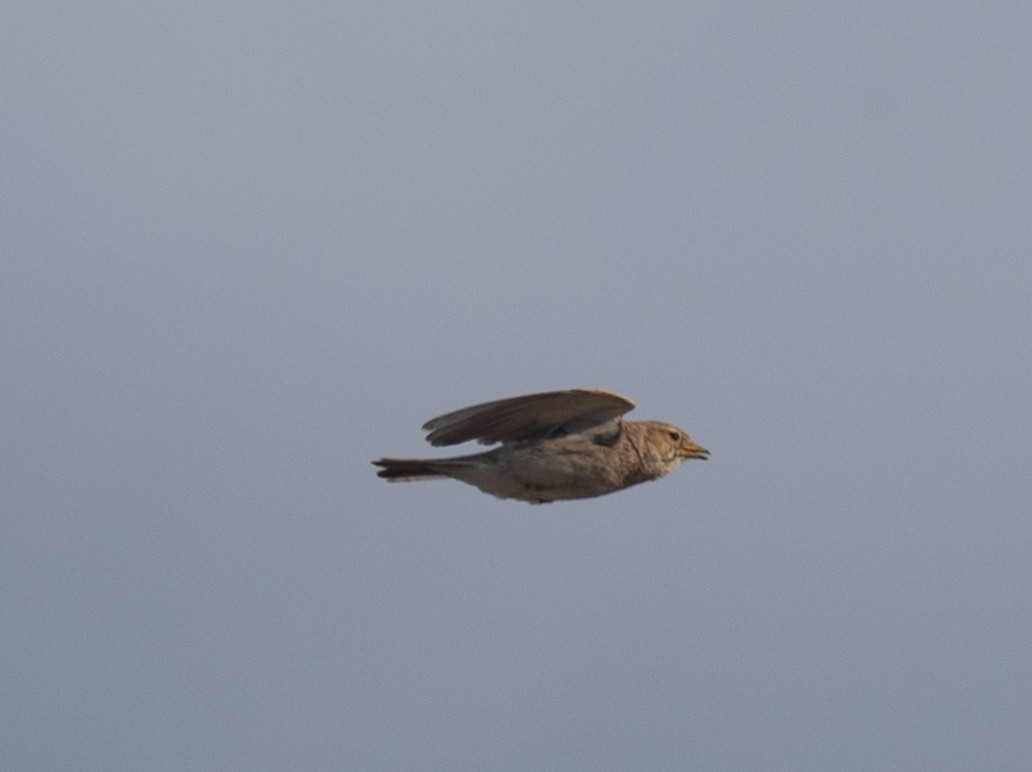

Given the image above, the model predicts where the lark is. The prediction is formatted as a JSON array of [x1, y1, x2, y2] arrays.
[[373, 389, 708, 503]]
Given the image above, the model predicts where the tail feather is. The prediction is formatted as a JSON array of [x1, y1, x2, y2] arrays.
[[373, 458, 448, 482]]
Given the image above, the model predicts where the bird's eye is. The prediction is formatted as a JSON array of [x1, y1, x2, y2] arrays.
[[668, 431, 680, 442]]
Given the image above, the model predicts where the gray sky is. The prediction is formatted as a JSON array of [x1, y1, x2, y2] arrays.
[[3, 3, 1031, 770]]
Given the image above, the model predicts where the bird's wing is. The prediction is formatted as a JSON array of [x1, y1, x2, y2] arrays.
[[422, 389, 635, 446]]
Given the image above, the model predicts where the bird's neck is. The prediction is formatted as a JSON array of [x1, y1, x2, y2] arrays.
[[624, 425, 664, 482]]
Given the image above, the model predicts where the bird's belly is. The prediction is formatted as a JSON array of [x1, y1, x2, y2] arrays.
[[457, 443, 627, 502]]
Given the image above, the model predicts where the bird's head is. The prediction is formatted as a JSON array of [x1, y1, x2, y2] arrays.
[[636, 421, 709, 476]]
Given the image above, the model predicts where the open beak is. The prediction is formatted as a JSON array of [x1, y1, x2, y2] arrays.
[[679, 440, 710, 460]]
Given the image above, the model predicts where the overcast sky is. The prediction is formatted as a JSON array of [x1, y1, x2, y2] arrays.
[[3, 3, 1031, 770]]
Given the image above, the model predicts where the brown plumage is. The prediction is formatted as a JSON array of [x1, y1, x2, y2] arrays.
[[373, 389, 708, 503]]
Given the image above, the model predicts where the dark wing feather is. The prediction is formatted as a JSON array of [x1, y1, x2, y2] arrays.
[[422, 389, 635, 446]]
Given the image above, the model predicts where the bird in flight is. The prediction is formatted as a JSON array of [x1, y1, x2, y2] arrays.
[[373, 389, 708, 503]]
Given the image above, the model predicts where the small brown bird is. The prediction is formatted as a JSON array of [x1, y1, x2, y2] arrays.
[[373, 389, 709, 503]]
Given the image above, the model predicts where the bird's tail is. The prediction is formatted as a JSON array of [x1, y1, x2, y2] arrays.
[[372, 458, 448, 482]]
